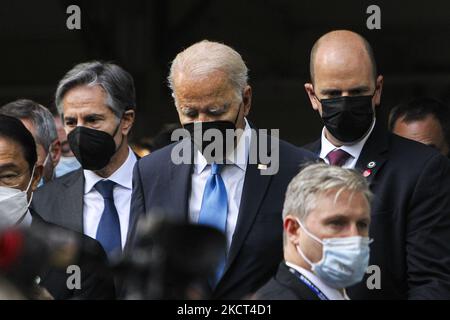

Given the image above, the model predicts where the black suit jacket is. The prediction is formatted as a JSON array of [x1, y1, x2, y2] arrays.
[[31, 150, 141, 234], [128, 133, 317, 299], [31, 210, 115, 299], [304, 122, 450, 299], [255, 262, 320, 300]]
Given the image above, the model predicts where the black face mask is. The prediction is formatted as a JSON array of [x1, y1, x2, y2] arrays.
[[183, 103, 242, 162], [319, 94, 375, 143], [68, 124, 120, 171]]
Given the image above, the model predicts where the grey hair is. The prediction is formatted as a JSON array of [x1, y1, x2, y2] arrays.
[[0, 99, 57, 152], [168, 40, 248, 102], [283, 163, 373, 221], [55, 61, 136, 118]]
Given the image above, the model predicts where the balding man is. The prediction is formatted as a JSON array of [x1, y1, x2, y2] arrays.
[[303, 30, 450, 299], [128, 40, 316, 299]]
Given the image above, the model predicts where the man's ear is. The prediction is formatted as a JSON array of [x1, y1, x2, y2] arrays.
[[50, 139, 62, 167], [242, 85, 252, 117], [284, 215, 301, 244], [374, 75, 384, 107], [304, 83, 321, 113], [121, 110, 135, 136], [30, 165, 43, 192]]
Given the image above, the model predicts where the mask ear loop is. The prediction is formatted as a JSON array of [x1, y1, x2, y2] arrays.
[[112, 112, 126, 152], [13, 164, 36, 226], [296, 218, 323, 244], [233, 97, 244, 128], [25, 164, 36, 207], [294, 218, 327, 270]]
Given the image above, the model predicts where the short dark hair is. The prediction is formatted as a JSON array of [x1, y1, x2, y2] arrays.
[[1, 99, 57, 152], [0, 114, 37, 171], [55, 61, 136, 118], [389, 97, 450, 146]]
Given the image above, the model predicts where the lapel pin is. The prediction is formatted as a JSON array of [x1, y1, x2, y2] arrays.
[[363, 169, 372, 178], [367, 161, 376, 169], [258, 164, 268, 170]]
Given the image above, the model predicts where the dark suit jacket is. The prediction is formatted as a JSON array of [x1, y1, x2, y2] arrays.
[[128, 133, 317, 299], [255, 262, 320, 300], [304, 122, 450, 299], [31, 151, 141, 235], [31, 169, 85, 233], [31, 210, 115, 299]]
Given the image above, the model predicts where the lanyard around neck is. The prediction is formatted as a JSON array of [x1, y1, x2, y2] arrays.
[[288, 267, 329, 300]]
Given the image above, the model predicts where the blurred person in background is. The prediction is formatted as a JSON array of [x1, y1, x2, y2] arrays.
[[1, 99, 61, 186], [389, 97, 450, 157], [47, 102, 81, 177]]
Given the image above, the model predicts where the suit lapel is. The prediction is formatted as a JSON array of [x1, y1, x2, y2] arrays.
[[60, 169, 84, 233], [168, 139, 193, 222], [305, 123, 389, 185], [304, 139, 321, 155], [277, 263, 321, 300], [221, 133, 273, 278], [355, 122, 389, 185]]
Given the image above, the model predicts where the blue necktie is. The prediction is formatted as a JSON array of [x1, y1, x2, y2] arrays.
[[95, 180, 122, 258], [198, 163, 228, 287]]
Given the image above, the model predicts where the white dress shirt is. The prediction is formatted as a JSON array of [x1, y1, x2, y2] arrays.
[[83, 147, 136, 248], [189, 118, 251, 249], [319, 119, 376, 169], [285, 261, 350, 300]]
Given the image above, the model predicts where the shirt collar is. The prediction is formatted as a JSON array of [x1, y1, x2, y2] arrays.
[[84, 147, 137, 194], [194, 118, 251, 174], [319, 119, 376, 161], [285, 261, 349, 300]]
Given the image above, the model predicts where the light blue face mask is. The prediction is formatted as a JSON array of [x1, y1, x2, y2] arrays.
[[296, 219, 372, 289], [54, 156, 81, 178]]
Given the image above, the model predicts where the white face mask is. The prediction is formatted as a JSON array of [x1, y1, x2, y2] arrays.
[[295, 218, 372, 289], [0, 165, 36, 229]]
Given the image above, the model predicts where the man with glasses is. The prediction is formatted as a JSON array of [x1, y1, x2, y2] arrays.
[[0, 114, 115, 299]]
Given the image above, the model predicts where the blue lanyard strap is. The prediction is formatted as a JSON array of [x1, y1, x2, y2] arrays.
[[288, 267, 329, 300]]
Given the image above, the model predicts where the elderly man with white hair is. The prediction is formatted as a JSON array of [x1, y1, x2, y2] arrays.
[[128, 40, 316, 299], [256, 163, 373, 300]]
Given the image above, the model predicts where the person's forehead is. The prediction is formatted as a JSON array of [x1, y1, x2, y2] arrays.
[[311, 189, 370, 219], [313, 46, 374, 88], [0, 137, 28, 167], [62, 85, 109, 113], [174, 71, 234, 102], [396, 115, 444, 140]]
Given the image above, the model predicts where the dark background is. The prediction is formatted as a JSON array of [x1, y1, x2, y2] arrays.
[[1, 0, 450, 146]]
